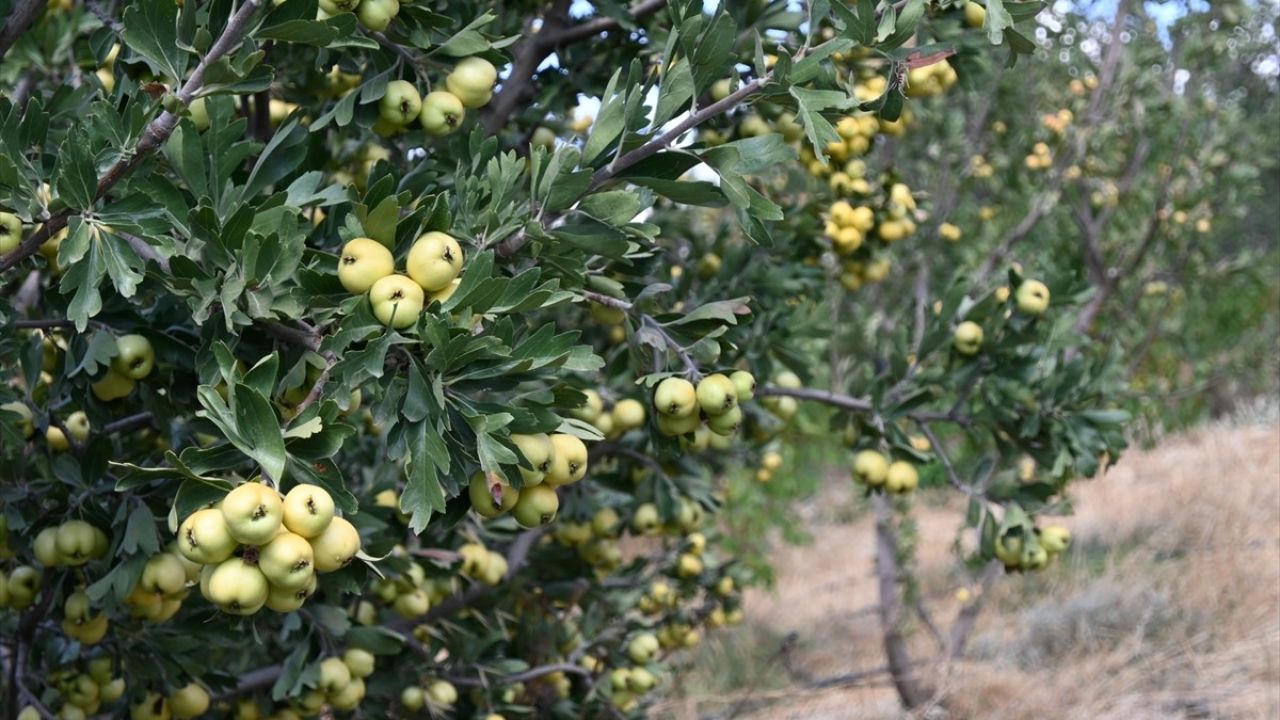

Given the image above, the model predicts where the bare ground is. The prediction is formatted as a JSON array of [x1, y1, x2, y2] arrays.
[[658, 417, 1280, 720]]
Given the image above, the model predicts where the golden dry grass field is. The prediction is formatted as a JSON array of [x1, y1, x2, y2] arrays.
[[658, 413, 1280, 720]]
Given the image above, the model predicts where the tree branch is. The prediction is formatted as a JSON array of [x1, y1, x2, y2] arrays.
[[100, 412, 154, 436], [580, 290, 633, 311], [482, 0, 669, 133], [449, 662, 591, 688], [0, 0, 264, 274], [0, 0, 45, 60], [872, 493, 931, 708]]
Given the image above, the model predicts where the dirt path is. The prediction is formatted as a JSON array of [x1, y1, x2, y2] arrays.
[[663, 421, 1280, 719]]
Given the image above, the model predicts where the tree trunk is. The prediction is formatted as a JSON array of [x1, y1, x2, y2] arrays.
[[872, 493, 932, 708]]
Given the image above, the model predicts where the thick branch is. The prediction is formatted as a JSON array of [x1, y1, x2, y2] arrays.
[[450, 662, 590, 688], [482, 0, 669, 133], [872, 494, 931, 708], [0, 0, 44, 60], [100, 412, 154, 436], [581, 290, 633, 311]]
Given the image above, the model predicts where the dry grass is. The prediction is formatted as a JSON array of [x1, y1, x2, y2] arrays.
[[660, 414, 1280, 720]]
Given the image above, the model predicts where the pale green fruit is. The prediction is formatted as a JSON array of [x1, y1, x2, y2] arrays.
[[445, 57, 497, 108], [309, 516, 360, 572], [91, 369, 135, 401], [654, 377, 697, 418], [729, 370, 756, 401], [631, 503, 660, 535], [178, 508, 237, 564], [1039, 525, 1071, 554], [355, 0, 398, 31], [953, 320, 984, 355], [139, 553, 188, 596], [169, 683, 210, 720], [626, 633, 659, 664], [510, 433, 553, 486], [545, 433, 588, 486], [420, 91, 465, 136], [1015, 279, 1051, 315], [884, 461, 919, 494], [1, 400, 34, 438], [400, 686, 425, 711], [368, 274, 425, 329], [406, 231, 463, 292], [0, 211, 23, 254], [281, 484, 335, 538], [852, 450, 889, 487], [257, 531, 315, 590], [426, 680, 457, 707], [318, 656, 352, 693], [337, 238, 395, 294], [112, 334, 155, 380], [378, 80, 421, 126], [205, 557, 269, 615], [511, 484, 559, 528], [468, 472, 519, 518], [56, 520, 98, 565], [696, 373, 737, 416], [263, 573, 316, 613], [131, 692, 170, 720], [34, 527, 61, 566], [611, 399, 647, 431], [343, 648, 376, 678], [329, 678, 365, 711], [393, 588, 430, 618], [220, 483, 284, 546], [705, 404, 742, 436]]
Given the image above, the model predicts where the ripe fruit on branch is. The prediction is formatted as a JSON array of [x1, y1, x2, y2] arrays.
[[696, 373, 737, 416], [510, 433, 553, 485], [378, 80, 421, 126], [0, 211, 22, 254], [309, 516, 361, 572], [953, 320, 984, 355], [220, 482, 284, 546], [406, 231, 464, 292], [512, 484, 560, 527], [446, 57, 498, 109], [852, 450, 889, 487], [56, 520, 98, 565], [356, 0, 398, 30], [204, 557, 269, 615], [282, 484, 336, 538], [420, 91, 465, 136], [1015, 279, 1051, 315], [1038, 525, 1071, 554], [654, 377, 697, 418], [257, 531, 315, 590], [369, 274, 425, 329], [91, 369, 135, 401], [169, 683, 210, 720], [112, 334, 155, 380], [885, 461, 919, 494], [337, 237, 395, 294], [469, 471, 519, 518], [178, 509, 236, 564], [545, 433, 588, 486]]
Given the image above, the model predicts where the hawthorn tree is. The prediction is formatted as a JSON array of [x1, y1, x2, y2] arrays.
[[0, 0, 1152, 718]]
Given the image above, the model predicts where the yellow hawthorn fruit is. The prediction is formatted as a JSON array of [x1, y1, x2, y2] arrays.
[[406, 231, 464, 292], [369, 274, 425, 329], [1015, 279, 1051, 315], [469, 471, 519, 518], [510, 433, 553, 486], [337, 238, 395, 294], [220, 482, 284, 546], [884, 461, 919, 494], [446, 57, 498, 108], [420, 91, 465, 136], [953, 321, 984, 356], [309, 516, 360, 572], [281, 484, 336, 538], [545, 433, 588, 486], [852, 450, 889, 487]]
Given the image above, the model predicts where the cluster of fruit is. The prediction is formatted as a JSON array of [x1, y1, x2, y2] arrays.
[[1041, 107, 1074, 135], [373, 57, 498, 138], [399, 678, 460, 714], [458, 541, 514, 586], [18, 659, 127, 720], [62, 588, 111, 644], [369, 555, 453, 620], [318, 0, 402, 33], [337, 230, 465, 329], [177, 483, 360, 615], [92, 333, 155, 401], [969, 153, 996, 179], [33, 519, 110, 567], [952, 279, 1051, 355], [904, 60, 959, 98], [467, 432, 590, 527], [124, 546, 203, 623], [759, 369, 802, 420], [1069, 73, 1100, 96], [994, 524, 1071, 571], [851, 450, 921, 494], [311, 650, 378, 712], [571, 389, 648, 441], [0, 565, 41, 610], [1025, 141, 1054, 171], [754, 449, 784, 484], [652, 370, 755, 438]]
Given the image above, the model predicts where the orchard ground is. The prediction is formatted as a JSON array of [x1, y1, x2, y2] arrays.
[[658, 402, 1280, 719]]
